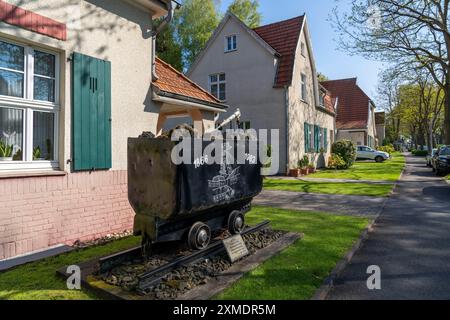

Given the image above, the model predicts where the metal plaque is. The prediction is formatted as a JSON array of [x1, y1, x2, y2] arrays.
[[223, 234, 249, 263]]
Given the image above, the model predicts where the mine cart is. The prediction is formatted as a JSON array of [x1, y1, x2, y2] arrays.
[[128, 135, 263, 251]]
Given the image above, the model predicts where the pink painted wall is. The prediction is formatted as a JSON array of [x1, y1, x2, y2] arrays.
[[0, 171, 134, 260]]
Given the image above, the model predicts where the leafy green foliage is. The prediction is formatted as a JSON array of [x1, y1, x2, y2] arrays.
[[155, 18, 183, 71], [33, 146, 41, 160], [0, 140, 13, 158], [327, 153, 347, 170], [377, 144, 395, 154], [412, 150, 428, 156], [297, 155, 309, 169], [175, 0, 220, 69], [228, 0, 261, 28], [331, 140, 356, 169]]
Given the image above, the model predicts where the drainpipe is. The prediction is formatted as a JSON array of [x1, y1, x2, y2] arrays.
[[152, 1, 177, 80], [284, 85, 290, 175]]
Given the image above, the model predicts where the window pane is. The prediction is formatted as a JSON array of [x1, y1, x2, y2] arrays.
[[210, 84, 218, 97], [33, 111, 55, 161], [210, 74, 217, 83], [0, 41, 24, 71], [227, 37, 232, 50], [0, 69, 24, 97], [219, 74, 226, 82], [0, 107, 23, 161], [34, 77, 55, 102], [34, 51, 55, 77], [233, 36, 237, 49], [219, 83, 226, 100]]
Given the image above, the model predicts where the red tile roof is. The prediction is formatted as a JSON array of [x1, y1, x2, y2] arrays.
[[153, 57, 223, 105], [253, 15, 304, 88], [321, 78, 371, 130]]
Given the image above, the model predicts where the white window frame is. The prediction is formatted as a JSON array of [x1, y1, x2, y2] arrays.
[[301, 42, 306, 57], [0, 37, 60, 171], [301, 73, 307, 102], [224, 35, 237, 52], [209, 73, 226, 101]]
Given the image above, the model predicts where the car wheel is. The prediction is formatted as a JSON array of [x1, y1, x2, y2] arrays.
[[436, 169, 442, 176], [375, 156, 384, 163], [432, 166, 436, 172]]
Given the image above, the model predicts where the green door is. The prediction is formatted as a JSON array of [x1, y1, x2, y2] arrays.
[[72, 52, 111, 171]]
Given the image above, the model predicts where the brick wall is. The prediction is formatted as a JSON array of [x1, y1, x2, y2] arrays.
[[0, 171, 134, 260]]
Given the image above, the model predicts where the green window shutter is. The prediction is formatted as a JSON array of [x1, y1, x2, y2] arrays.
[[324, 128, 328, 150], [304, 122, 309, 153], [314, 125, 319, 153], [72, 52, 112, 171]]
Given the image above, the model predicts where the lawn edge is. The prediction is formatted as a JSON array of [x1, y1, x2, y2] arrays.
[[311, 163, 405, 300]]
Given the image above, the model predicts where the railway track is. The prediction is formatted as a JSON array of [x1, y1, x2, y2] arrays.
[[98, 220, 271, 293]]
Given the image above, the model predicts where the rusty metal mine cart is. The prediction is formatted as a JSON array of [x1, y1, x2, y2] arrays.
[[128, 137, 263, 252]]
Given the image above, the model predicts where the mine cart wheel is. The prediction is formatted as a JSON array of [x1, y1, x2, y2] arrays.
[[188, 222, 211, 250], [141, 234, 152, 259], [228, 210, 245, 235]]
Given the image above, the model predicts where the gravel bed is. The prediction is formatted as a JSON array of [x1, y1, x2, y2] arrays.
[[73, 230, 133, 249], [99, 227, 285, 299]]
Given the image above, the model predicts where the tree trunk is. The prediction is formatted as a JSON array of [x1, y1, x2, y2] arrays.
[[445, 81, 450, 144]]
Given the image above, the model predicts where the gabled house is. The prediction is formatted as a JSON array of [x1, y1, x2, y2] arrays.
[[0, 0, 226, 260], [188, 12, 336, 174], [321, 78, 378, 147]]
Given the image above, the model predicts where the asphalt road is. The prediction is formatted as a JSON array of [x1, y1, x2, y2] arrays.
[[328, 154, 450, 300]]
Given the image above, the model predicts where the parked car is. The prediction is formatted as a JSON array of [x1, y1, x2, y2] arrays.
[[426, 149, 438, 167], [432, 146, 450, 176], [356, 146, 390, 162]]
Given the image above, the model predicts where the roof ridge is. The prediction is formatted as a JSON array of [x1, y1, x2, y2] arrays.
[[253, 15, 305, 31], [320, 77, 358, 83], [155, 57, 221, 103]]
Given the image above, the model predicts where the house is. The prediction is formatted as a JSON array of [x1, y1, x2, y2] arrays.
[[321, 78, 378, 148], [188, 12, 336, 175], [375, 111, 386, 144], [0, 0, 226, 260]]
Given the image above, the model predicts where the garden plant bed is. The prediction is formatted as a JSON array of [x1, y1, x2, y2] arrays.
[[57, 226, 302, 300]]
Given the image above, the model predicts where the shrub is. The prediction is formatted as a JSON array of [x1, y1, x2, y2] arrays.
[[328, 153, 347, 170], [412, 150, 428, 157], [377, 144, 395, 154], [297, 155, 309, 169], [331, 140, 356, 169]]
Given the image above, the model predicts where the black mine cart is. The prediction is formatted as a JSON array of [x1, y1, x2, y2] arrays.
[[128, 136, 263, 251]]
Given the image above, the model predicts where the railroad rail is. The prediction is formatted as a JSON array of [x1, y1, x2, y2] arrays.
[[98, 221, 270, 293]]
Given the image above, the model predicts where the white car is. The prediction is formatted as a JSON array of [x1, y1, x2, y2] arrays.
[[356, 146, 390, 162]]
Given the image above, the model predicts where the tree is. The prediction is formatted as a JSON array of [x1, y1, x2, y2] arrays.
[[228, 0, 261, 28], [332, 0, 450, 144], [176, 0, 220, 69], [155, 18, 183, 71], [317, 72, 329, 82]]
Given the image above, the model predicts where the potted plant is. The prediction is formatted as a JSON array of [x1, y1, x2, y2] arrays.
[[308, 163, 316, 173], [33, 146, 45, 161], [300, 155, 310, 175], [0, 140, 13, 161], [289, 160, 302, 177]]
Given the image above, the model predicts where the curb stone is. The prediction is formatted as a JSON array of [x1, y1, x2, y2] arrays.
[[311, 164, 405, 300]]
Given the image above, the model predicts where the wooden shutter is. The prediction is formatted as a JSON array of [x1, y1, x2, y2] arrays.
[[72, 52, 111, 171], [304, 122, 309, 153], [314, 125, 319, 152], [324, 128, 328, 150]]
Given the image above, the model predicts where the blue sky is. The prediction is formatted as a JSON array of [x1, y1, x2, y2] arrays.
[[219, 0, 384, 98]]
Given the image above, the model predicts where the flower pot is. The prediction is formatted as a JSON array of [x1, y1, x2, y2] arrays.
[[289, 169, 302, 177], [300, 168, 309, 175], [0, 157, 13, 161], [309, 168, 316, 174]]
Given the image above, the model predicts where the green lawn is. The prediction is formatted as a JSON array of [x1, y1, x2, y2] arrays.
[[0, 236, 140, 300], [0, 207, 368, 300], [264, 179, 393, 197], [307, 152, 405, 181], [217, 207, 368, 300]]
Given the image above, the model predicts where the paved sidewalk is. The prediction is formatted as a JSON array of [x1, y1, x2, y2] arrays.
[[327, 154, 450, 300], [267, 176, 393, 185], [254, 189, 386, 218]]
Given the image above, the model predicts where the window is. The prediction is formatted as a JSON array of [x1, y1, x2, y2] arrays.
[[225, 35, 237, 52], [239, 121, 251, 130], [301, 42, 306, 57], [301, 73, 307, 102], [209, 73, 226, 101], [0, 39, 59, 170], [319, 92, 325, 106]]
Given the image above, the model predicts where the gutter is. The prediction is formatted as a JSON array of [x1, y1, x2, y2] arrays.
[[152, 90, 228, 113], [151, 1, 178, 80], [284, 85, 290, 174]]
